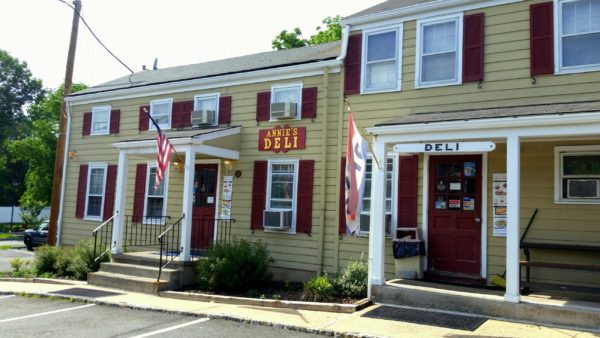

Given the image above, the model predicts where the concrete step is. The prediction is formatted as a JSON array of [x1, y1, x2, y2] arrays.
[[99, 262, 181, 285], [87, 271, 170, 294], [112, 253, 161, 267]]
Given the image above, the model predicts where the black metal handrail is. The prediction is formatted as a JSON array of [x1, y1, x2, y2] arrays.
[[157, 216, 184, 281], [92, 213, 117, 262], [124, 215, 171, 250]]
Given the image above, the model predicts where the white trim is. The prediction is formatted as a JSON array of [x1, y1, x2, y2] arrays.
[[84, 162, 108, 222], [90, 105, 111, 136], [361, 24, 404, 94], [192, 145, 240, 160], [481, 152, 488, 278], [193, 92, 220, 127], [195, 159, 222, 243], [554, 144, 600, 204], [338, 25, 351, 60], [415, 13, 464, 89], [265, 158, 299, 234], [56, 101, 72, 245], [421, 154, 429, 272], [142, 162, 170, 224], [65, 60, 341, 106], [113, 126, 242, 150], [554, 0, 600, 75], [358, 154, 397, 237], [149, 98, 173, 131], [270, 82, 303, 121]]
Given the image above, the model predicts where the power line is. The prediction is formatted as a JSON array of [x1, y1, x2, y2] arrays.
[[58, 0, 134, 74]]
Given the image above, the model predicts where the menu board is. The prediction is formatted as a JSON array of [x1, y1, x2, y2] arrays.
[[221, 176, 233, 220], [492, 173, 507, 237]]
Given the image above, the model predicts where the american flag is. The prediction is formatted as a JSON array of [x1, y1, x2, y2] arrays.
[[345, 110, 368, 235], [147, 110, 173, 189]]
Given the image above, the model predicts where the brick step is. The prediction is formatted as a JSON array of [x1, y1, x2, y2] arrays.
[[87, 271, 170, 294]]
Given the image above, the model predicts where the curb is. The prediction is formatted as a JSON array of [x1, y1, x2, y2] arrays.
[[0, 290, 383, 338], [0, 277, 86, 286], [160, 290, 373, 314]]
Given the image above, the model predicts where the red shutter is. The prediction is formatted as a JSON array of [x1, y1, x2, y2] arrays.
[[530, 2, 554, 76], [171, 101, 184, 128], [344, 34, 362, 95], [251, 161, 268, 230], [339, 157, 346, 235], [301, 87, 318, 119], [139, 105, 150, 131], [463, 13, 485, 83], [182, 100, 194, 128], [219, 96, 232, 125], [103, 165, 117, 221], [82, 112, 92, 136], [132, 164, 147, 223], [256, 92, 271, 122], [75, 164, 89, 219], [296, 160, 314, 235], [398, 155, 418, 228], [109, 109, 120, 134]]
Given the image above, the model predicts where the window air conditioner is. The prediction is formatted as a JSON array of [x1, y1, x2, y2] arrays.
[[191, 110, 215, 126], [567, 179, 600, 199], [263, 210, 292, 229], [270, 102, 296, 119]]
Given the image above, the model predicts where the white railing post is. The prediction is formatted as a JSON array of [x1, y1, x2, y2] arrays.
[[368, 140, 387, 295], [180, 147, 195, 261], [505, 135, 521, 303], [111, 151, 128, 254]]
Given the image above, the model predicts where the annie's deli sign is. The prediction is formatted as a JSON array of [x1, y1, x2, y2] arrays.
[[393, 142, 496, 153], [258, 125, 306, 153]]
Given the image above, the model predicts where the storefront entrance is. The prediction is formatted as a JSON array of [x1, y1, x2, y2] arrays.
[[191, 163, 218, 250], [427, 155, 482, 277]]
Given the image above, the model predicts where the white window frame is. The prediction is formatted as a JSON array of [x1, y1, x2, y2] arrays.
[[415, 13, 464, 89], [554, 0, 600, 74], [91, 106, 111, 136], [84, 162, 108, 221], [143, 162, 170, 224], [265, 158, 299, 234], [554, 145, 600, 204], [149, 98, 173, 131], [270, 83, 303, 121], [194, 93, 220, 127], [358, 154, 397, 237], [361, 24, 404, 94]]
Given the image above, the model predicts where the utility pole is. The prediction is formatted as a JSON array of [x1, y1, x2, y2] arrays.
[[48, 0, 82, 246]]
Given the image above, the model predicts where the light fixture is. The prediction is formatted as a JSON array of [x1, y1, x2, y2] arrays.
[[68, 151, 76, 159], [172, 160, 183, 171], [224, 160, 234, 174]]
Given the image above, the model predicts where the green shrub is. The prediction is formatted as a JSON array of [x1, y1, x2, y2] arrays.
[[33, 245, 60, 275], [302, 275, 333, 302], [196, 239, 273, 291], [33, 240, 109, 280], [332, 259, 368, 298], [10, 258, 34, 278]]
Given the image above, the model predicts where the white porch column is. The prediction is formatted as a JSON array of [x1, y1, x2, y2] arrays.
[[180, 147, 195, 261], [505, 135, 521, 303], [111, 150, 128, 254], [368, 140, 387, 293]]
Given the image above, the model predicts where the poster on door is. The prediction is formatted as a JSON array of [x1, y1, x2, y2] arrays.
[[221, 176, 233, 220], [493, 173, 507, 237]]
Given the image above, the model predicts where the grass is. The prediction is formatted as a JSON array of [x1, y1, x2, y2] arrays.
[[0, 233, 19, 240], [0, 245, 13, 250]]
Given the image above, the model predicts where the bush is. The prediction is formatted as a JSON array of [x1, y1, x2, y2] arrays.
[[34, 245, 60, 275], [302, 275, 333, 302], [32, 240, 109, 280], [196, 239, 273, 291], [332, 259, 368, 298], [10, 258, 34, 278]]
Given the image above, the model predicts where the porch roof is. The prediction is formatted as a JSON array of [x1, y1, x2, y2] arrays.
[[375, 101, 600, 127], [117, 126, 240, 143]]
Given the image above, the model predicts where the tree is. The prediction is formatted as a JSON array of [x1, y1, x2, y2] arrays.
[[272, 16, 342, 50]]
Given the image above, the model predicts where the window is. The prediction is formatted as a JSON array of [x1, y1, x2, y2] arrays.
[[266, 159, 298, 232], [144, 164, 169, 223], [416, 14, 463, 88], [557, 0, 600, 72], [149, 98, 173, 130], [91, 106, 110, 136], [360, 156, 394, 236], [270, 83, 302, 120], [85, 163, 107, 220], [362, 26, 402, 93], [194, 93, 219, 126], [555, 145, 600, 203]]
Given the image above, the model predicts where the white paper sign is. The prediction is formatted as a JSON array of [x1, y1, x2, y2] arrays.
[[493, 173, 507, 237], [221, 176, 234, 219]]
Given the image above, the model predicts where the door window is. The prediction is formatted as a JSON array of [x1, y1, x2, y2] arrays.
[[433, 160, 477, 211], [193, 166, 217, 208]]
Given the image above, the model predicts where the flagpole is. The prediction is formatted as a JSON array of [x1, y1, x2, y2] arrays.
[[143, 107, 185, 164], [344, 99, 381, 171]]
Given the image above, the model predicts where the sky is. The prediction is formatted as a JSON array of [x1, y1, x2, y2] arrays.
[[1, 0, 382, 90]]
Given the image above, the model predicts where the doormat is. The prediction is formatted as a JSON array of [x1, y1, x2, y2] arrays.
[[50, 288, 123, 299], [362, 306, 487, 331]]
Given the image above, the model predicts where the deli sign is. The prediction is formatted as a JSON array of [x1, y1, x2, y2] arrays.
[[393, 142, 496, 153], [259, 125, 306, 153]]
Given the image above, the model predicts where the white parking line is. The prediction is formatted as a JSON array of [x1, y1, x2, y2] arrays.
[[9, 249, 34, 255], [0, 303, 95, 323], [130, 318, 210, 338], [0, 295, 15, 299]]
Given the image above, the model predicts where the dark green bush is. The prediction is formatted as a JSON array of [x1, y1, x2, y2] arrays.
[[302, 275, 333, 302], [196, 239, 273, 291], [33, 240, 108, 280], [33, 245, 60, 275], [332, 259, 368, 298]]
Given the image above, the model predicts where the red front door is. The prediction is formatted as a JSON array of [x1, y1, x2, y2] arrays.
[[191, 163, 218, 250], [428, 155, 482, 276]]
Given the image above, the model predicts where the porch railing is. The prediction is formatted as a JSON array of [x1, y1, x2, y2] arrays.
[[92, 213, 117, 262], [190, 218, 235, 260], [157, 216, 183, 281], [124, 215, 171, 250]]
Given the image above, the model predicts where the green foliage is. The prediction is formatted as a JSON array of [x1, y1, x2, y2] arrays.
[[19, 201, 45, 227], [302, 275, 333, 302], [196, 239, 274, 291], [31, 240, 107, 280], [331, 259, 368, 298], [10, 258, 34, 278], [272, 15, 342, 50], [33, 245, 60, 275]]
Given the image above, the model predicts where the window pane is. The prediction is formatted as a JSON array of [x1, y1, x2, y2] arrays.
[[423, 21, 456, 54], [269, 163, 295, 210], [148, 167, 165, 196], [197, 97, 217, 112], [367, 31, 396, 62], [273, 87, 298, 103], [422, 52, 456, 82], [563, 155, 600, 175], [366, 61, 396, 90], [89, 168, 104, 195], [147, 197, 164, 217], [562, 33, 600, 67], [151, 101, 170, 127], [87, 196, 102, 217], [92, 109, 108, 133]]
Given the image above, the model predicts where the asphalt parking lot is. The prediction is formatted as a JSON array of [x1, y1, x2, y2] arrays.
[[0, 245, 33, 272], [0, 294, 322, 338]]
